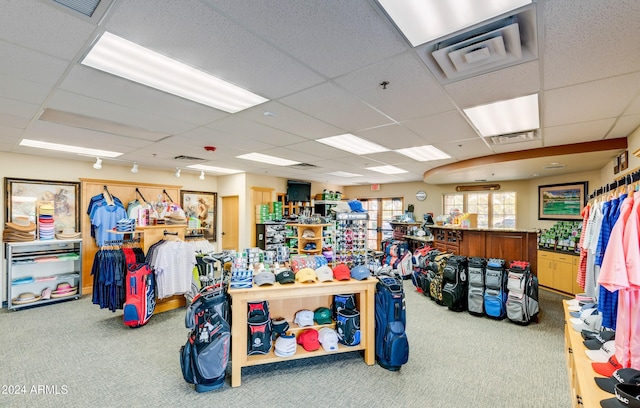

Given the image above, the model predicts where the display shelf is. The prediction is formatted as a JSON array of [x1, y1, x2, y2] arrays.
[[563, 300, 611, 408], [291, 223, 330, 255], [6, 239, 82, 311], [228, 278, 377, 387]]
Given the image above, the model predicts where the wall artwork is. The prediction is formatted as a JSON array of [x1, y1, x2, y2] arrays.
[[180, 190, 217, 241], [538, 182, 588, 221], [5, 177, 81, 233]]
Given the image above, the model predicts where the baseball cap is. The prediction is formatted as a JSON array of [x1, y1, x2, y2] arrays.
[[350, 265, 370, 280], [254, 271, 275, 286], [569, 303, 598, 316], [571, 309, 602, 333], [600, 383, 640, 408], [297, 329, 320, 351], [318, 327, 339, 352], [315, 265, 334, 282], [314, 307, 332, 325], [596, 369, 640, 394], [296, 267, 317, 283], [302, 229, 315, 238], [275, 269, 295, 284], [593, 355, 624, 377], [585, 340, 616, 362], [271, 317, 290, 339], [294, 309, 315, 327], [584, 331, 616, 350], [569, 307, 598, 325], [333, 264, 351, 281], [274, 334, 297, 357]]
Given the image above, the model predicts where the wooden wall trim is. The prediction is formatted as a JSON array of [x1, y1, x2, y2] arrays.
[[423, 138, 628, 180]]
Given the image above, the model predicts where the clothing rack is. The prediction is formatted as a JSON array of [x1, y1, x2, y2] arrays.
[[589, 167, 640, 199], [163, 189, 174, 203], [135, 188, 147, 204]]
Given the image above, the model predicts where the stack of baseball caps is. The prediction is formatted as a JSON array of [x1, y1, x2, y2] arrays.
[[3, 215, 36, 242], [274, 334, 297, 357], [332, 264, 351, 281], [600, 383, 640, 407], [38, 204, 55, 240]]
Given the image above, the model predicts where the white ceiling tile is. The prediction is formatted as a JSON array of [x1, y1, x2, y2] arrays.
[[334, 52, 454, 121], [544, 72, 640, 127], [357, 124, 424, 149], [0, 111, 32, 129], [444, 61, 540, 109], [625, 95, 640, 116], [609, 115, 640, 139], [543, 119, 616, 146], [23, 121, 153, 149], [206, 0, 409, 78], [282, 141, 353, 160], [0, 1, 95, 60], [542, 0, 640, 89], [226, 102, 343, 140], [105, 0, 324, 99], [0, 96, 40, 120], [279, 82, 392, 131], [0, 41, 70, 86], [403, 111, 480, 144], [0, 77, 51, 105], [206, 117, 308, 146], [434, 138, 493, 160]]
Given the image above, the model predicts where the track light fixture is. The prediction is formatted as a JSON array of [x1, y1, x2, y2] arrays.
[[174, 168, 181, 178], [131, 162, 139, 173], [93, 157, 102, 170], [199, 170, 205, 180]]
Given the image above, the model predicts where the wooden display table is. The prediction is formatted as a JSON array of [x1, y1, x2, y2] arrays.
[[228, 277, 377, 387], [563, 300, 612, 407]]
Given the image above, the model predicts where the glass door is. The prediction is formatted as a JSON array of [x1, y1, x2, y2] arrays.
[[357, 197, 404, 250]]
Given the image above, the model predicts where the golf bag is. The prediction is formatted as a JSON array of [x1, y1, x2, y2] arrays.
[[506, 261, 539, 325], [375, 274, 409, 371], [467, 257, 487, 316], [441, 255, 468, 312], [123, 262, 156, 328], [427, 253, 451, 305], [180, 285, 231, 392], [484, 258, 508, 319]]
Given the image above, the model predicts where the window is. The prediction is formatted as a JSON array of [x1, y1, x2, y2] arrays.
[[443, 192, 516, 228]]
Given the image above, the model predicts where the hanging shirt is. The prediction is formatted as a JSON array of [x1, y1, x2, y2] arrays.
[[92, 204, 128, 246]]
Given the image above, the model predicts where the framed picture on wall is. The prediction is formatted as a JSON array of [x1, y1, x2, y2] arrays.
[[5, 177, 81, 233], [614, 155, 621, 174], [538, 181, 588, 221], [180, 190, 217, 241], [620, 151, 629, 171]]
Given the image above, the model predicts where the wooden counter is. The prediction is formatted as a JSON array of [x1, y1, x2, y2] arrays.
[[563, 300, 612, 407], [430, 226, 538, 274], [227, 278, 377, 387]]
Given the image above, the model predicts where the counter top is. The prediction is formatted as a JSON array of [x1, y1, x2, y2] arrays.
[[429, 224, 537, 234]]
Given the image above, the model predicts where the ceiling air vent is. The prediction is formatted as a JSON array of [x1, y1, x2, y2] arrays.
[[488, 130, 539, 145], [174, 155, 206, 161], [415, 5, 537, 84], [289, 163, 318, 169]]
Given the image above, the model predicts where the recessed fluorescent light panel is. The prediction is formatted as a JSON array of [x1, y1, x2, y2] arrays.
[[81, 32, 268, 113], [396, 145, 450, 161], [377, 0, 532, 46], [19, 139, 123, 158], [367, 165, 409, 175], [316, 134, 390, 155], [327, 171, 363, 178], [463, 94, 539, 137], [236, 153, 301, 166], [186, 164, 242, 174]]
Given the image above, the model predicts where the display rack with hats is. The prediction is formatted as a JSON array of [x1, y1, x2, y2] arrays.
[[291, 223, 331, 255], [6, 239, 83, 310]]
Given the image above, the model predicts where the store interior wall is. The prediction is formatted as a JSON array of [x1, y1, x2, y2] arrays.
[[2, 128, 638, 302]]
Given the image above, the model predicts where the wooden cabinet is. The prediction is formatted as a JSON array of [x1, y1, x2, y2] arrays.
[[291, 223, 330, 255], [537, 250, 579, 294], [431, 226, 538, 274], [228, 278, 377, 387]]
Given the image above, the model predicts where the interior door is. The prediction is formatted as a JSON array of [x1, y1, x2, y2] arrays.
[[221, 195, 239, 251]]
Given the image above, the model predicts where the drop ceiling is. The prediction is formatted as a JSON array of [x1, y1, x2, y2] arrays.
[[0, 0, 638, 185]]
